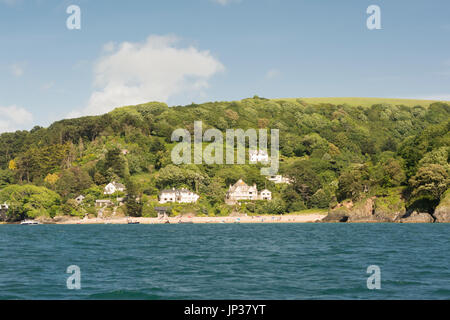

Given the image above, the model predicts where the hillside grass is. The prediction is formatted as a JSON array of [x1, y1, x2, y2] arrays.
[[271, 97, 449, 108]]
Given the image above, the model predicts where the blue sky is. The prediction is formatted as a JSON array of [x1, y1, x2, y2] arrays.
[[0, 0, 449, 132]]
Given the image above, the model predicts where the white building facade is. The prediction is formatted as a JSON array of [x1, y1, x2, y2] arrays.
[[226, 179, 272, 204], [104, 182, 126, 195], [266, 175, 292, 184], [259, 189, 272, 200], [159, 188, 199, 204], [249, 150, 269, 163]]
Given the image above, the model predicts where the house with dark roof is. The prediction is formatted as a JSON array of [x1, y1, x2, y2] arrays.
[[155, 206, 171, 219]]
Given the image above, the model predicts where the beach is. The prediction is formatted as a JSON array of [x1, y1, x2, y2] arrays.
[[54, 214, 326, 225]]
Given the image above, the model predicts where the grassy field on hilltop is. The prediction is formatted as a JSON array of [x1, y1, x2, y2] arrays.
[[272, 97, 449, 108]]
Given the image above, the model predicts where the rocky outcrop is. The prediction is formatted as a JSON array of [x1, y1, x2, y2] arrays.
[[323, 197, 381, 223], [323, 189, 409, 223], [434, 206, 450, 223], [373, 192, 405, 222], [400, 211, 434, 223], [52, 215, 78, 223], [319, 187, 450, 223], [433, 190, 450, 223], [36, 216, 56, 224], [347, 197, 381, 222], [321, 208, 350, 222]]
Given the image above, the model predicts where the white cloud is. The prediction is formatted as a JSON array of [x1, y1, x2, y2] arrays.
[[0, 105, 33, 133], [265, 68, 281, 80], [10, 63, 25, 77], [102, 41, 116, 53], [71, 35, 224, 117]]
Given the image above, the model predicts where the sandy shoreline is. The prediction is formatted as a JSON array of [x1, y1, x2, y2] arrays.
[[54, 214, 326, 225]]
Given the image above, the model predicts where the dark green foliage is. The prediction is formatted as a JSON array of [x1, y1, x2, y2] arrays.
[[55, 167, 93, 200], [285, 160, 322, 203], [409, 164, 449, 200], [337, 164, 370, 202], [125, 178, 143, 217], [0, 185, 61, 221], [0, 169, 15, 188], [0, 98, 448, 217]]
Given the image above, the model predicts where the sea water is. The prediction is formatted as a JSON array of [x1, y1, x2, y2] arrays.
[[0, 223, 449, 299]]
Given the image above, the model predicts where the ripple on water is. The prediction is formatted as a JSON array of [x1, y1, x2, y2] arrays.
[[0, 223, 448, 299]]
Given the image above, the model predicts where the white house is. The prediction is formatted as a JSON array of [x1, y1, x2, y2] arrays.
[[249, 150, 269, 163], [266, 175, 292, 184], [226, 179, 258, 203], [104, 182, 126, 195], [226, 179, 272, 204], [259, 189, 272, 200], [95, 199, 113, 207], [75, 195, 85, 205], [159, 188, 199, 204]]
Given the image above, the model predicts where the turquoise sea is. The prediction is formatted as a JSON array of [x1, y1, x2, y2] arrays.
[[0, 224, 449, 299]]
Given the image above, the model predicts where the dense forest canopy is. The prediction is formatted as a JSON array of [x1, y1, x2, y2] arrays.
[[0, 97, 449, 221]]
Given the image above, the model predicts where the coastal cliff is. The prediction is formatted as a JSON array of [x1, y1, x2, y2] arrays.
[[322, 197, 402, 223], [433, 190, 450, 223], [323, 189, 450, 223]]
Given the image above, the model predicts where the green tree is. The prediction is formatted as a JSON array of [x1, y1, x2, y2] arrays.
[[285, 160, 322, 203], [0, 169, 15, 188], [0, 185, 61, 221], [55, 167, 93, 199], [125, 179, 143, 217], [409, 164, 449, 200], [105, 147, 129, 178], [337, 164, 370, 201]]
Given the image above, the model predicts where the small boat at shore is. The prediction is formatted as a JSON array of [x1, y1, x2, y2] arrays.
[[20, 220, 40, 225], [126, 217, 140, 224], [178, 221, 194, 224]]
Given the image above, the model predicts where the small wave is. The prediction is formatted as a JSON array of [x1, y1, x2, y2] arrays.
[[383, 279, 426, 286], [87, 289, 164, 300], [430, 288, 450, 297], [0, 294, 23, 300]]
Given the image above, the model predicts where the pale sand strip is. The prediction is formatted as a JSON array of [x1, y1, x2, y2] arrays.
[[56, 214, 326, 225]]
